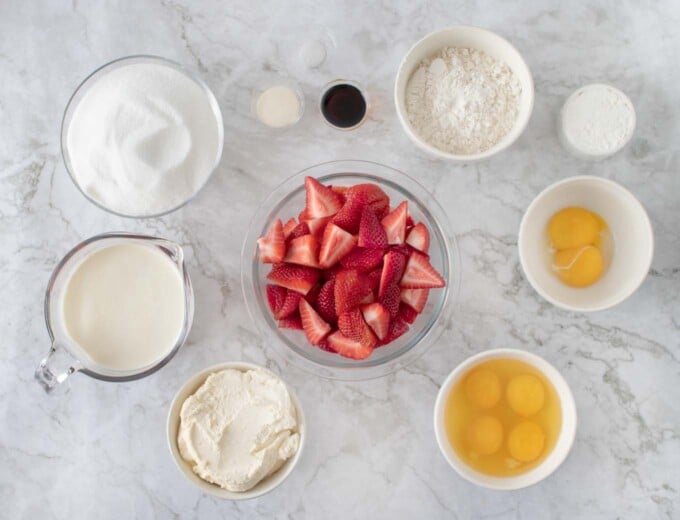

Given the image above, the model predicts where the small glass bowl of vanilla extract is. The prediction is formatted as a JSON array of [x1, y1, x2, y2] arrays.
[[319, 80, 369, 130]]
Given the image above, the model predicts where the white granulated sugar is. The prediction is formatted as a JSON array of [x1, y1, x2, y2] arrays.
[[405, 47, 521, 155]]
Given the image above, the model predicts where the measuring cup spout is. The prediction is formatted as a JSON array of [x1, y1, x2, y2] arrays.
[[35, 342, 82, 393]]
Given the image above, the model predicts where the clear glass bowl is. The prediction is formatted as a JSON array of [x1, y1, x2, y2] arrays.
[[241, 160, 461, 381]]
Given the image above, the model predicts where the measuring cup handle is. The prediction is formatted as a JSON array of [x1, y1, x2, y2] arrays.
[[35, 342, 82, 393]]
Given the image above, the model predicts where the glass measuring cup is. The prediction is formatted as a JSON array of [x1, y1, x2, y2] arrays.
[[35, 232, 194, 392]]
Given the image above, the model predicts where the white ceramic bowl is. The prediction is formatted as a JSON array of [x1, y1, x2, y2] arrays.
[[518, 176, 654, 312], [166, 362, 306, 500], [434, 349, 577, 490], [394, 26, 534, 162]]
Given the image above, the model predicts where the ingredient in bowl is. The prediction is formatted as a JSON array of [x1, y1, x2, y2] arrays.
[[405, 47, 521, 155], [61, 243, 185, 370], [256, 85, 302, 128], [321, 83, 367, 129], [66, 61, 222, 216], [445, 358, 561, 477], [257, 177, 446, 359], [559, 84, 635, 159], [178, 368, 300, 492], [548, 207, 611, 288]]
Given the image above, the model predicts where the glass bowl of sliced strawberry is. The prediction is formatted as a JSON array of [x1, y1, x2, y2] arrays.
[[241, 160, 460, 380]]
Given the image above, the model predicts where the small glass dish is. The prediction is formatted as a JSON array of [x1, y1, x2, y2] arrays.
[[61, 55, 224, 219], [241, 160, 461, 381], [318, 79, 369, 131], [251, 77, 305, 129]]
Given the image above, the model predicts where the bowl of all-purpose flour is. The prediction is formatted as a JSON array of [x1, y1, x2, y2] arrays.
[[395, 26, 534, 162], [62, 55, 224, 218]]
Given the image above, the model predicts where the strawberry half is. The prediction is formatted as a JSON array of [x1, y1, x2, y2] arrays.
[[379, 283, 401, 318], [400, 251, 445, 288], [399, 303, 418, 324], [332, 183, 390, 233], [275, 290, 302, 320], [405, 222, 430, 253], [338, 308, 377, 349], [361, 302, 390, 340], [381, 201, 408, 245], [283, 218, 298, 239], [287, 221, 310, 241], [379, 250, 407, 298], [400, 288, 429, 313], [299, 299, 331, 345], [266, 284, 287, 316], [378, 315, 409, 346], [318, 223, 357, 268], [358, 206, 388, 249], [316, 279, 337, 324], [284, 234, 320, 268], [334, 269, 373, 315], [304, 216, 331, 238], [327, 330, 374, 360], [340, 248, 384, 272], [279, 314, 302, 330], [267, 264, 321, 295], [257, 219, 286, 263], [305, 177, 343, 218]]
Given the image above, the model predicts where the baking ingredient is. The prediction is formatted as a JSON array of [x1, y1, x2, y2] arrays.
[[62, 243, 185, 370], [256, 85, 302, 128], [560, 84, 635, 158], [320, 83, 367, 129], [66, 62, 222, 216], [553, 246, 604, 287], [258, 177, 446, 359], [405, 47, 521, 155], [444, 358, 561, 477], [178, 368, 300, 492]]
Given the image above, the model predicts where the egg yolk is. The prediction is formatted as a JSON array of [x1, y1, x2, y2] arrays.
[[548, 207, 600, 250], [465, 369, 502, 409], [506, 374, 545, 416], [553, 246, 604, 287], [467, 415, 504, 455], [507, 421, 545, 462]]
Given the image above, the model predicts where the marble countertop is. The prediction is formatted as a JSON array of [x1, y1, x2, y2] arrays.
[[1, 1, 679, 518]]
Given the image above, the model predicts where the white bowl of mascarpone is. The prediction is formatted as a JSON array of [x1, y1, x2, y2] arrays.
[[167, 362, 305, 499]]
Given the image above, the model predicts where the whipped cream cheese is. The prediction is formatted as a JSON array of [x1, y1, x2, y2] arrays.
[[178, 368, 300, 492]]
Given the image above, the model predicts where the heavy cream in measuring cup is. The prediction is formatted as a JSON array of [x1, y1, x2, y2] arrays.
[[61, 243, 185, 371]]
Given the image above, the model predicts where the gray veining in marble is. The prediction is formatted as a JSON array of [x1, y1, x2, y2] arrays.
[[1, 1, 679, 519]]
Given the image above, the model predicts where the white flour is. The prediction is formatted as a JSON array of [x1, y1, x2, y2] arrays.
[[405, 47, 521, 155]]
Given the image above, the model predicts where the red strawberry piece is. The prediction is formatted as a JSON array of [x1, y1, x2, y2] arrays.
[[358, 206, 388, 249], [299, 299, 331, 345], [267, 264, 321, 295], [390, 243, 412, 258], [379, 250, 406, 298], [323, 265, 343, 282], [378, 315, 409, 346], [284, 234, 320, 268], [347, 184, 390, 219], [360, 291, 375, 305], [399, 303, 419, 324], [405, 222, 430, 253], [381, 201, 408, 245], [327, 330, 374, 360], [278, 313, 302, 330], [316, 279, 337, 324], [338, 308, 377, 349], [367, 268, 382, 292], [318, 223, 357, 268], [361, 302, 390, 340], [400, 251, 445, 288], [298, 209, 308, 222], [275, 290, 302, 320], [305, 282, 322, 305], [257, 219, 286, 263], [330, 185, 349, 203], [334, 269, 373, 315], [287, 221, 310, 241], [283, 218, 298, 239], [317, 337, 335, 352], [304, 177, 343, 218], [406, 215, 415, 231], [266, 284, 287, 316], [304, 216, 331, 238], [331, 197, 364, 233], [400, 288, 429, 313], [340, 247, 384, 272], [379, 283, 401, 318]]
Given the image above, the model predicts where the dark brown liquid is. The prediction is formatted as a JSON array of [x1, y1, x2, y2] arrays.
[[321, 83, 367, 128]]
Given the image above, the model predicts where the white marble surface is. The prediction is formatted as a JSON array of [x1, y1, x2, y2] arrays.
[[1, 1, 679, 518]]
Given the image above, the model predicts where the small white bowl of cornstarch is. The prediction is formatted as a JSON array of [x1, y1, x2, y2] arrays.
[[395, 26, 534, 162]]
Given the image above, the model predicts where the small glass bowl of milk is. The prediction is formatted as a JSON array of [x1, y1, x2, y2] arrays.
[[35, 233, 194, 392]]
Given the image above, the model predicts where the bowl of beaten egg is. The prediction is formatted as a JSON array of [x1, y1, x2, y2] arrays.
[[434, 349, 577, 490], [518, 176, 653, 312]]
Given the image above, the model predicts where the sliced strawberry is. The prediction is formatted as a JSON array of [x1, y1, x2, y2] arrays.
[[299, 299, 331, 345], [322, 265, 343, 282], [332, 183, 390, 232], [400, 288, 429, 313], [358, 206, 388, 249], [381, 201, 408, 245], [361, 303, 390, 340], [379, 250, 406, 298], [305, 282, 322, 305], [400, 251, 445, 288], [399, 303, 418, 324], [318, 223, 357, 268], [283, 218, 298, 239], [331, 197, 364, 233], [334, 269, 373, 315], [284, 234, 320, 268], [378, 316, 409, 346], [316, 279, 337, 324], [279, 314, 302, 330], [330, 185, 349, 202], [305, 177, 343, 218], [304, 216, 331, 238], [367, 268, 382, 292], [275, 290, 302, 320], [390, 244, 412, 258], [317, 337, 335, 352], [360, 291, 374, 305], [257, 219, 286, 263], [338, 309, 377, 349], [327, 330, 374, 360], [405, 222, 430, 253], [267, 264, 321, 295], [340, 248, 384, 272], [406, 215, 415, 231], [266, 284, 287, 316], [287, 221, 310, 241], [379, 283, 401, 318]]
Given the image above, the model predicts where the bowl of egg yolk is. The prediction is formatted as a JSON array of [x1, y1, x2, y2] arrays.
[[434, 349, 577, 490], [518, 176, 653, 312]]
